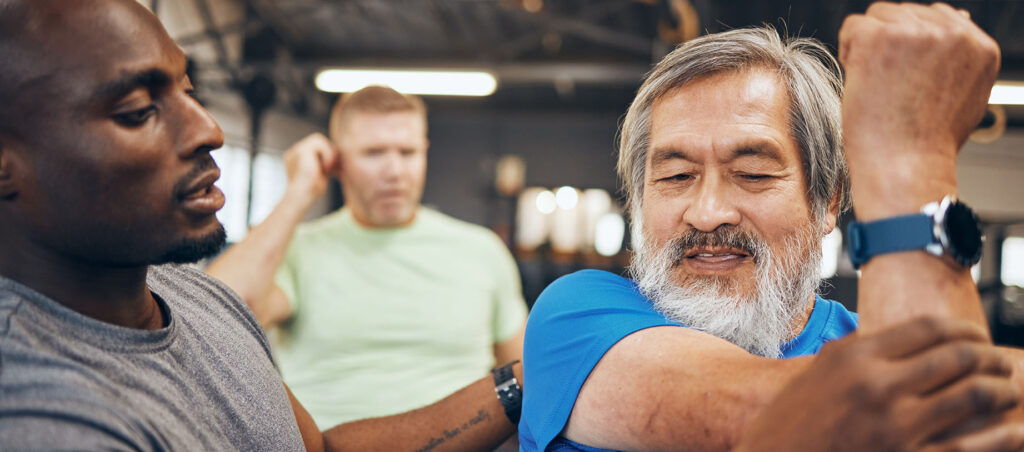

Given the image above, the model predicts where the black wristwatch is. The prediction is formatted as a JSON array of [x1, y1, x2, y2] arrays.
[[847, 195, 983, 269], [492, 360, 522, 425]]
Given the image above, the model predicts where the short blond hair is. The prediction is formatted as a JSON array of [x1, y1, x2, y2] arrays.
[[328, 85, 427, 144]]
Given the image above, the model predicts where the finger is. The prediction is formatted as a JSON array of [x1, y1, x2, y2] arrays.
[[931, 3, 992, 50], [931, 3, 972, 24], [864, 1, 916, 24], [902, 2, 949, 23], [320, 146, 341, 174], [324, 144, 344, 175], [927, 2, 1001, 80], [910, 375, 1021, 438], [866, 316, 989, 359], [922, 420, 1024, 452], [893, 342, 1013, 395], [837, 14, 878, 66], [310, 132, 329, 144]]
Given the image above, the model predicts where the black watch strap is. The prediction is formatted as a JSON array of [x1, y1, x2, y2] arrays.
[[492, 360, 522, 425]]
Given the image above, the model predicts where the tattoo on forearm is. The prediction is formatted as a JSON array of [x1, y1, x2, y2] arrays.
[[415, 409, 492, 452]]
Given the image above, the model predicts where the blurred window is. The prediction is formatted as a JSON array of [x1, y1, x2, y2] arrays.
[[1003, 237, 1024, 287], [211, 146, 287, 242]]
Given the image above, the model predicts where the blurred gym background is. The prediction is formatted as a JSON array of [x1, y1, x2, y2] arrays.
[[146, 0, 1024, 344]]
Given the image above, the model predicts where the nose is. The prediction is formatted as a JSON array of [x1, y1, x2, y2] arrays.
[[176, 93, 224, 158], [682, 173, 741, 232], [381, 150, 402, 179]]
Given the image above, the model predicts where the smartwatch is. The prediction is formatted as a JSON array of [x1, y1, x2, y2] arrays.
[[847, 195, 982, 269], [492, 360, 522, 425]]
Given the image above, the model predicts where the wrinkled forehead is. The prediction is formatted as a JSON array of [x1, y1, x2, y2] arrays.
[[652, 69, 788, 132], [647, 69, 796, 162]]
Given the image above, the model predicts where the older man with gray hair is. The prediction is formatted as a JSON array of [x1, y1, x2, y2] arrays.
[[622, 25, 848, 360], [521, 25, 857, 452], [519, 2, 1016, 451]]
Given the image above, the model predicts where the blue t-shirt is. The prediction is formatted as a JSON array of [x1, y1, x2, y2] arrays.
[[519, 269, 859, 452]]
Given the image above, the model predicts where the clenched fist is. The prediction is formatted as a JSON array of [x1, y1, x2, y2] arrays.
[[282, 133, 341, 208], [839, 2, 1000, 220]]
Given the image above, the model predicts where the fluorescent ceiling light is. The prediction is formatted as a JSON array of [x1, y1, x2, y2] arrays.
[[315, 68, 497, 96], [990, 81, 1024, 105]]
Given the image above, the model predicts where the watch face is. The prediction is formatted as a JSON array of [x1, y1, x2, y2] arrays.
[[944, 201, 983, 266]]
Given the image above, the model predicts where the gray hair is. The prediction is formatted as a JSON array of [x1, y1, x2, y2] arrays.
[[617, 25, 849, 222]]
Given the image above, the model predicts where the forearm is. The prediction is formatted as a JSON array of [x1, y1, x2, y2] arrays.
[[566, 328, 812, 451], [592, 359, 805, 451], [321, 363, 521, 452], [849, 157, 986, 334], [205, 187, 313, 313], [858, 253, 983, 333], [838, 2, 999, 335]]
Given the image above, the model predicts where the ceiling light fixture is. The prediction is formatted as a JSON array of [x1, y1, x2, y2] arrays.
[[315, 68, 498, 97], [990, 81, 1024, 105]]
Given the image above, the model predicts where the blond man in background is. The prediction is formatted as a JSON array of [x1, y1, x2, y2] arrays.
[[207, 86, 527, 428]]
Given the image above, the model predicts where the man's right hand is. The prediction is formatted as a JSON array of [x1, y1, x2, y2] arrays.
[[735, 316, 1024, 452], [283, 133, 341, 207], [839, 2, 1000, 221]]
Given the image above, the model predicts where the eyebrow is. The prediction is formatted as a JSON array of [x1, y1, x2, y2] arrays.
[[728, 143, 784, 164], [91, 69, 173, 103], [650, 147, 695, 164], [650, 142, 785, 165]]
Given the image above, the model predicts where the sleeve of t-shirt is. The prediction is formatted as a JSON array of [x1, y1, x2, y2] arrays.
[[488, 235, 528, 344], [0, 416, 139, 451], [518, 270, 680, 452]]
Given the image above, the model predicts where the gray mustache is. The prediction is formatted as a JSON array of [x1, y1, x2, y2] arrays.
[[663, 227, 763, 266]]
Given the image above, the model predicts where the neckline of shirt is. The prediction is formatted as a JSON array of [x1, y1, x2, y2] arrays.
[[0, 270, 177, 354]]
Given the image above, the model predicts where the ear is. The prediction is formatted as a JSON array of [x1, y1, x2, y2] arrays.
[[822, 189, 842, 235], [0, 138, 22, 200]]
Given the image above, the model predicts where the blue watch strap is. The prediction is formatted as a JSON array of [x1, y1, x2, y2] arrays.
[[847, 214, 935, 269]]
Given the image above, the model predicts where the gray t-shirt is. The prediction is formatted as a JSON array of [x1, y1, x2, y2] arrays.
[[0, 265, 305, 451]]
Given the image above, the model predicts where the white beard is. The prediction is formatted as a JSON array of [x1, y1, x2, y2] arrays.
[[629, 217, 824, 358]]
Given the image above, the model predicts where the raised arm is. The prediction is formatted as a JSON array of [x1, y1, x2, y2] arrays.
[[564, 326, 811, 450], [557, 5, 1006, 451], [289, 362, 522, 452], [206, 133, 339, 327], [838, 2, 1000, 332]]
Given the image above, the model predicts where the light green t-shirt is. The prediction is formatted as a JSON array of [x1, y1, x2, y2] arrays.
[[274, 207, 527, 429]]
